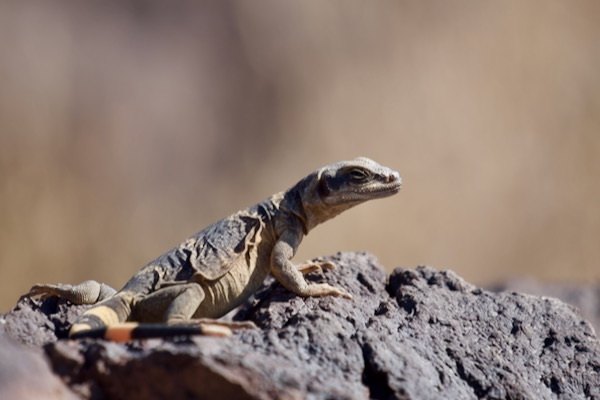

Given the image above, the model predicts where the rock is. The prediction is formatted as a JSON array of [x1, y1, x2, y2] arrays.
[[0, 335, 78, 400], [490, 278, 600, 334], [385, 267, 600, 399], [2, 252, 599, 399], [1, 293, 90, 346]]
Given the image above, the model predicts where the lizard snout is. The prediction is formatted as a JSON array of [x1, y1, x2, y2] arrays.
[[386, 171, 401, 185]]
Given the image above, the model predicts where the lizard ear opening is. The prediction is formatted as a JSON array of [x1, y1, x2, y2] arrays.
[[317, 176, 331, 198]]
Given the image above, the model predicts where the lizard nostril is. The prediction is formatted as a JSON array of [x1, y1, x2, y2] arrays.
[[387, 171, 400, 183]]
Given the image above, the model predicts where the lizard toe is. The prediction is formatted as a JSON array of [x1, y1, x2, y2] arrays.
[[320, 261, 336, 270], [334, 288, 353, 299], [26, 285, 56, 298]]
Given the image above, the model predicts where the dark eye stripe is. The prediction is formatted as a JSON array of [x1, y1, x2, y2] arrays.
[[349, 169, 368, 179]]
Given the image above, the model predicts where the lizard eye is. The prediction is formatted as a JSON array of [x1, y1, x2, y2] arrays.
[[348, 168, 369, 182]]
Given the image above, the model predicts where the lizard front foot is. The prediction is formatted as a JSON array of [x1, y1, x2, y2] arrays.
[[296, 260, 336, 275], [302, 282, 353, 299]]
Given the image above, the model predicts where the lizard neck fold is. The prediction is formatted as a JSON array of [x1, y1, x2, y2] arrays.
[[279, 187, 310, 234], [279, 172, 353, 234]]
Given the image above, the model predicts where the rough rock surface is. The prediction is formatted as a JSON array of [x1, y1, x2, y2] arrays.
[[1, 252, 599, 399], [0, 335, 79, 400], [491, 278, 600, 334]]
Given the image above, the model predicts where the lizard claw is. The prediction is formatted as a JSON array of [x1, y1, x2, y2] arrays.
[[305, 283, 353, 300], [323, 284, 353, 300], [319, 261, 336, 271], [332, 287, 353, 300]]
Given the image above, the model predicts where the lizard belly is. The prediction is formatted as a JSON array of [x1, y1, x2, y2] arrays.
[[193, 259, 270, 318]]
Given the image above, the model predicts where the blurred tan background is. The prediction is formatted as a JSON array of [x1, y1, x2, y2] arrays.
[[1, 1, 599, 311]]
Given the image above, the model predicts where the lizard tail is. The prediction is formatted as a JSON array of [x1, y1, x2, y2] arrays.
[[68, 293, 231, 341], [70, 322, 205, 342]]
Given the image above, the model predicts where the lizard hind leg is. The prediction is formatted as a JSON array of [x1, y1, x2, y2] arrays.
[[162, 284, 256, 336], [133, 283, 256, 337]]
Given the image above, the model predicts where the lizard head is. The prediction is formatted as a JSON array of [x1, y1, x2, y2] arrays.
[[316, 157, 401, 205], [287, 157, 401, 232]]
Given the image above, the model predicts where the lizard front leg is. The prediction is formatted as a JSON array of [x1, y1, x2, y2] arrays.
[[270, 231, 352, 299], [22, 280, 117, 304]]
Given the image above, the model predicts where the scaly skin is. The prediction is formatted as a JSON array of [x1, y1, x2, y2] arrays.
[[24, 157, 401, 341]]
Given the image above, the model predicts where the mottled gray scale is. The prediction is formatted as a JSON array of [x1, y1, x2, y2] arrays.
[[185, 209, 266, 281], [122, 265, 162, 296], [126, 202, 276, 295], [162, 248, 194, 282]]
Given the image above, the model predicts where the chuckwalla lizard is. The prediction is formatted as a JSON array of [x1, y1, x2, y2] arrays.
[[24, 157, 401, 341]]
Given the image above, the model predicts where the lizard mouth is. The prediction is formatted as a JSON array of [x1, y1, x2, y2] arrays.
[[339, 177, 401, 203], [357, 181, 401, 197], [363, 173, 401, 197]]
